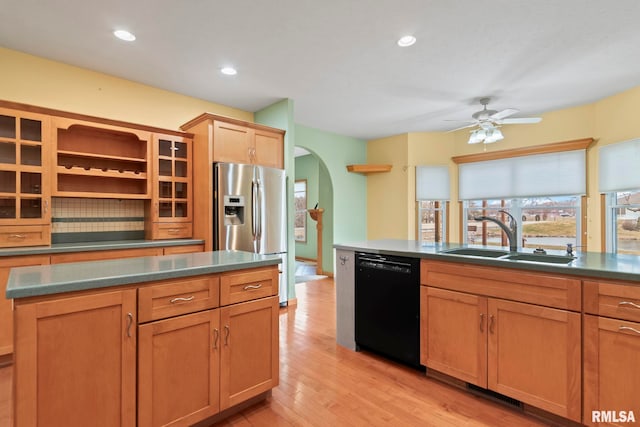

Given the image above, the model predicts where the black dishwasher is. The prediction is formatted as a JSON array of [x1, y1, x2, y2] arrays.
[[355, 252, 421, 368]]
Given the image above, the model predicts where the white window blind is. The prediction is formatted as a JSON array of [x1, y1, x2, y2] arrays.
[[458, 150, 586, 200], [416, 165, 450, 200], [599, 138, 640, 192]]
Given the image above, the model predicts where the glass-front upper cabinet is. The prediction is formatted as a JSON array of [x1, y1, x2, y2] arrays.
[[147, 133, 192, 239], [0, 107, 51, 225]]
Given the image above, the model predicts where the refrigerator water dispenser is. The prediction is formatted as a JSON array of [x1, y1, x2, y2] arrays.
[[223, 195, 244, 225]]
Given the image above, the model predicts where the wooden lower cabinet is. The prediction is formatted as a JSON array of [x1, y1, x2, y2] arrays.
[[421, 285, 581, 422], [583, 315, 640, 426], [138, 309, 220, 427], [13, 289, 137, 427], [220, 295, 279, 410]]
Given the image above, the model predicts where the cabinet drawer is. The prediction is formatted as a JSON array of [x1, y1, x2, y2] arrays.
[[584, 280, 640, 322], [163, 244, 204, 255], [220, 266, 278, 306], [138, 276, 220, 322], [51, 247, 163, 264], [150, 222, 193, 239], [0, 225, 50, 248], [421, 260, 581, 311]]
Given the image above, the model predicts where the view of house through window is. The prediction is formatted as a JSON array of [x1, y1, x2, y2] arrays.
[[294, 180, 307, 242], [464, 196, 580, 251], [606, 190, 640, 255], [418, 201, 446, 244]]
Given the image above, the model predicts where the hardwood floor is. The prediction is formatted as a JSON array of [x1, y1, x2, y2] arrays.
[[0, 278, 552, 426]]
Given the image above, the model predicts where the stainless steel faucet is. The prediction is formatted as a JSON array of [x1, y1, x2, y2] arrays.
[[474, 210, 518, 253]]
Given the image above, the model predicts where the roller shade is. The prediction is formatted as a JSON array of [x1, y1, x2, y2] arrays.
[[599, 138, 640, 192], [459, 150, 586, 200], [416, 165, 450, 200]]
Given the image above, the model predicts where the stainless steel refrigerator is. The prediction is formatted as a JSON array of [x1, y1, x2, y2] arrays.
[[214, 162, 288, 304]]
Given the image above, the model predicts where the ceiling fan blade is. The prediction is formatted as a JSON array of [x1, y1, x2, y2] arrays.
[[490, 108, 519, 120], [500, 117, 542, 124], [446, 123, 478, 132]]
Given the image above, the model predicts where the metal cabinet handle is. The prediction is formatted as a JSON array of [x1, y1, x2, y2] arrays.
[[44, 200, 48, 214], [168, 229, 181, 234], [126, 313, 134, 338], [489, 315, 495, 334], [9, 234, 26, 240], [619, 326, 640, 335], [339, 255, 349, 265], [213, 328, 219, 349], [480, 313, 484, 332], [243, 284, 263, 291], [619, 301, 640, 310], [224, 325, 230, 346], [170, 296, 195, 304]]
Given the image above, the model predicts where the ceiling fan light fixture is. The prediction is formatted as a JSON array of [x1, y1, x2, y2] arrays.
[[113, 29, 136, 42], [484, 128, 504, 143]]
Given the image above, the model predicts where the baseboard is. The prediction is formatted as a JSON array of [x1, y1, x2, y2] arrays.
[[192, 391, 271, 426], [295, 256, 317, 263]]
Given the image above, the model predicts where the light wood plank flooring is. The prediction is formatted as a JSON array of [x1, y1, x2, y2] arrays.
[[0, 278, 552, 426]]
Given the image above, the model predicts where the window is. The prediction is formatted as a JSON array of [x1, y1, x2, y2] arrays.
[[418, 201, 447, 244], [463, 196, 581, 251], [604, 190, 640, 255], [294, 180, 307, 242]]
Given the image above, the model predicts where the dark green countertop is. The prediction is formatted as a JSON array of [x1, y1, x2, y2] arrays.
[[0, 239, 205, 258], [334, 239, 640, 283], [7, 250, 282, 299]]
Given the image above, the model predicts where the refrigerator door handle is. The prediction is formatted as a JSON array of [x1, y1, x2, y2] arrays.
[[256, 179, 262, 245], [251, 180, 258, 240]]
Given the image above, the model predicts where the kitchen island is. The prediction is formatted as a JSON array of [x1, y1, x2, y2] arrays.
[[335, 239, 640, 426], [7, 250, 281, 427]]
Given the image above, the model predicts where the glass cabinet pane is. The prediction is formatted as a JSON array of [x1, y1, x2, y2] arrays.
[[175, 160, 187, 178], [159, 202, 172, 217], [174, 182, 187, 199], [159, 139, 172, 157], [0, 115, 16, 139], [175, 202, 188, 218], [21, 172, 42, 194], [20, 198, 41, 218], [174, 142, 187, 159], [0, 171, 16, 192], [0, 198, 16, 219], [0, 141, 16, 164], [159, 159, 172, 176], [159, 182, 172, 198], [21, 145, 42, 166], [20, 118, 42, 142]]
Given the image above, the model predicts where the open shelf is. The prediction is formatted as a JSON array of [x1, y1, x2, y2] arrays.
[[346, 164, 392, 174], [57, 166, 147, 180]]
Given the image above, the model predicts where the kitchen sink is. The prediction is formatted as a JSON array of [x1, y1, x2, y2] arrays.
[[439, 248, 509, 258], [502, 253, 575, 265]]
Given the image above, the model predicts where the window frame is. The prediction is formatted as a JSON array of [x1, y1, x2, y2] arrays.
[[294, 179, 307, 243], [603, 190, 640, 254], [417, 200, 448, 246]]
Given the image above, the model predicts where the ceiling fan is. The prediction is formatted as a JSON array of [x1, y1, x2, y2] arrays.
[[448, 97, 542, 144]]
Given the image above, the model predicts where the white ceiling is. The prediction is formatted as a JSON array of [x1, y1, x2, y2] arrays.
[[3, 1, 640, 140]]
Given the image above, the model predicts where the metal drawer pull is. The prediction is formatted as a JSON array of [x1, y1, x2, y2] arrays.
[[224, 325, 230, 345], [489, 315, 495, 334], [339, 255, 349, 265], [126, 313, 133, 338], [243, 284, 263, 290], [619, 301, 640, 310], [10, 234, 26, 239], [170, 296, 195, 303], [213, 328, 219, 349], [619, 326, 640, 335], [479, 313, 484, 332]]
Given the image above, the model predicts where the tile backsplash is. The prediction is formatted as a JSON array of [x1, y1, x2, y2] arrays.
[[52, 198, 145, 239]]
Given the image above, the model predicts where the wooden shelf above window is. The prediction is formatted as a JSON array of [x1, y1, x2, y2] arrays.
[[346, 164, 392, 174]]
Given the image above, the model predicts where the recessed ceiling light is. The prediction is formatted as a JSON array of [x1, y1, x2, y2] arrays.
[[221, 67, 238, 76], [397, 35, 416, 47], [114, 30, 136, 42]]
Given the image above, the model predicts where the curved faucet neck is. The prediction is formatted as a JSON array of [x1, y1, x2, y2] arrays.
[[474, 211, 518, 253]]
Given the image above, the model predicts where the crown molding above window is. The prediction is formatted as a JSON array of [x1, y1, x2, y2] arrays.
[[451, 138, 595, 164]]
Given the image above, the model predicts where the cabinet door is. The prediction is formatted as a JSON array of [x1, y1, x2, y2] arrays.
[[0, 107, 51, 233], [584, 315, 640, 426], [212, 120, 251, 164], [253, 128, 283, 169], [138, 309, 220, 427], [0, 255, 50, 356], [14, 289, 137, 427], [488, 298, 581, 422], [220, 296, 279, 410], [420, 286, 487, 387]]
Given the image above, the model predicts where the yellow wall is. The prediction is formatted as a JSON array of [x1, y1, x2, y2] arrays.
[[0, 47, 253, 129], [366, 86, 640, 252]]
